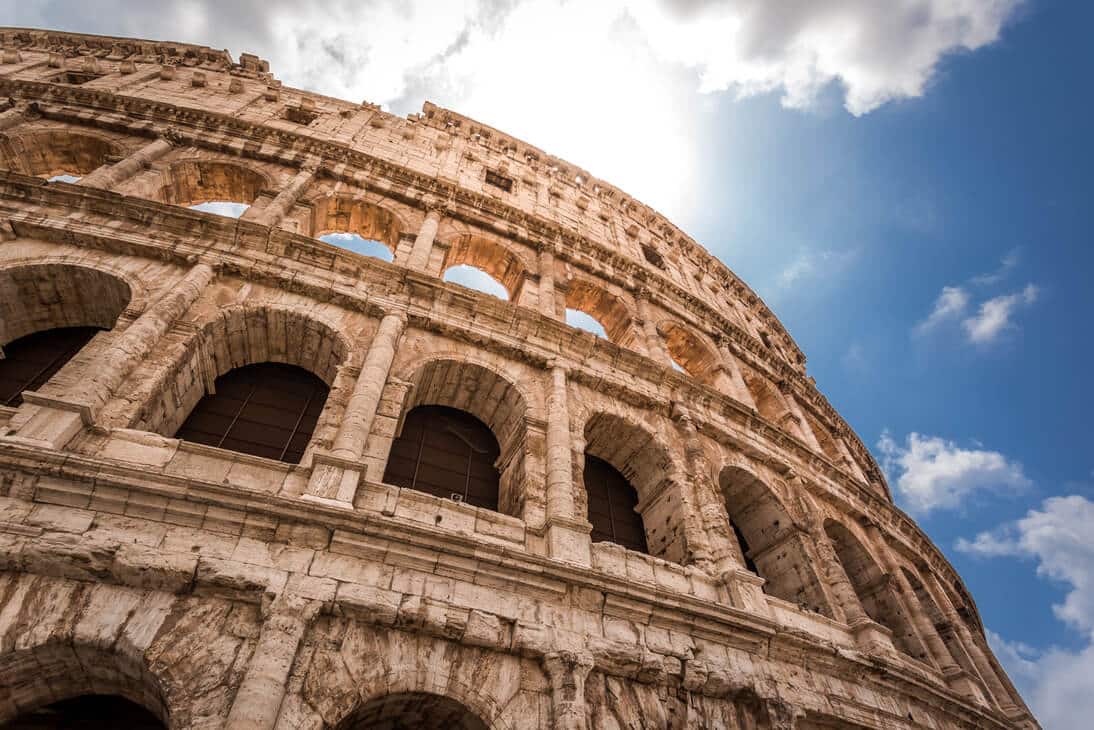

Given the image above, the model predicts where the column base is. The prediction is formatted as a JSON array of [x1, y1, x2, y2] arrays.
[[719, 565, 771, 616], [305, 453, 363, 505], [849, 616, 896, 654], [545, 518, 592, 567], [5, 392, 93, 449]]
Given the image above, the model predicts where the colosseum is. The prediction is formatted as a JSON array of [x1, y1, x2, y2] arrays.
[[0, 27, 1038, 730]]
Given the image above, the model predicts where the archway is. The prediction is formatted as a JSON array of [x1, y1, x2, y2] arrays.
[[383, 405, 501, 511], [824, 520, 928, 660], [390, 358, 529, 517], [564, 279, 637, 347], [0, 327, 101, 407], [583, 412, 685, 562], [338, 691, 489, 729], [720, 466, 834, 616], [3, 694, 165, 729], [159, 159, 267, 217], [658, 321, 721, 384], [442, 235, 526, 301], [312, 195, 402, 263], [174, 361, 330, 464], [0, 129, 121, 181]]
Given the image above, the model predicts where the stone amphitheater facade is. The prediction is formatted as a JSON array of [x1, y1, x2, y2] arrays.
[[0, 28, 1038, 730]]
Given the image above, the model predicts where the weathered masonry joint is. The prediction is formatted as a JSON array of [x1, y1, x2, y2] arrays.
[[0, 27, 1037, 729]]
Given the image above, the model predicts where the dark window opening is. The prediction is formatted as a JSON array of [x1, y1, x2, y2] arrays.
[[174, 362, 328, 464], [54, 71, 102, 85], [585, 455, 648, 554], [731, 519, 761, 576], [383, 405, 500, 511], [4, 694, 165, 729], [485, 170, 514, 192], [285, 106, 319, 125], [0, 326, 100, 407], [641, 244, 663, 266]]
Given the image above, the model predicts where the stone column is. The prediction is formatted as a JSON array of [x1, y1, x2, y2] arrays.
[[715, 337, 756, 408], [543, 650, 594, 730], [864, 523, 955, 673], [77, 137, 173, 190], [226, 593, 321, 730], [13, 261, 215, 448], [544, 361, 590, 565], [251, 162, 319, 228], [406, 207, 443, 272], [538, 243, 559, 319], [920, 567, 1019, 712], [306, 310, 407, 504], [0, 104, 25, 131], [779, 386, 823, 451], [634, 288, 672, 365], [812, 527, 894, 652], [673, 410, 727, 568]]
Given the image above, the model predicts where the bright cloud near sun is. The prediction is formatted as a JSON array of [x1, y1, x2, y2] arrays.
[[10, 0, 1023, 221]]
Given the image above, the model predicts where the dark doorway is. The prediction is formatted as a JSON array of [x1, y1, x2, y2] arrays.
[[1, 694, 165, 729], [0, 326, 99, 406], [584, 455, 648, 553]]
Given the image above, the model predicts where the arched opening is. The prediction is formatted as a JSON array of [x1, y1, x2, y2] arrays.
[[312, 196, 401, 262], [563, 280, 637, 347], [740, 368, 792, 425], [802, 410, 843, 462], [389, 358, 528, 517], [720, 466, 835, 616], [824, 520, 927, 660], [0, 327, 100, 406], [902, 567, 967, 672], [443, 265, 509, 300], [173, 362, 329, 464], [0, 129, 121, 181], [338, 692, 488, 730], [4, 694, 165, 729], [0, 263, 132, 404], [583, 412, 685, 562], [585, 454, 648, 553], [659, 321, 721, 384], [442, 235, 526, 301], [0, 644, 169, 729], [383, 405, 500, 511], [160, 159, 267, 217]]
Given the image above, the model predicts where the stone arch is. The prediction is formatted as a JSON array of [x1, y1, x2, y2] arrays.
[[0, 642, 170, 727], [582, 410, 689, 563], [442, 234, 528, 301], [390, 355, 532, 518], [309, 193, 406, 254], [336, 692, 490, 730], [824, 519, 927, 661], [740, 367, 794, 426], [720, 465, 835, 616], [158, 158, 270, 208], [135, 304, 351, 442], [657, 320, 722, 384], [0, 128, 122, 179], [0, 262, 133, 346], [563, 277, 638, 347], [801, 409, 843, 463]]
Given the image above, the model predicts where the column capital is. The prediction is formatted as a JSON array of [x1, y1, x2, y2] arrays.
[[546, 357, 568, 374]]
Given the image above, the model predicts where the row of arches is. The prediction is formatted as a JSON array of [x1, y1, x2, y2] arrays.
[[0, 126, 841, 452]]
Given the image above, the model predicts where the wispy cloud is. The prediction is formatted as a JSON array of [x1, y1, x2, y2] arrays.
[[970, 247, 1021, 286], [5, 0, 1024, 219], [877, 429, 1031, 514], [777, 247, 858, 291], [960, 494, 1094, 730], [914, 285, 970, 335], [962, 284, 1039, 344]]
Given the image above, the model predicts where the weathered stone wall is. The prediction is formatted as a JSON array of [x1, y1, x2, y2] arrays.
[[0, 28, 1037, 729]]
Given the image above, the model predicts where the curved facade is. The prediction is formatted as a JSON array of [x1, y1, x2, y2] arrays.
[[0, 28, 1037, 730]]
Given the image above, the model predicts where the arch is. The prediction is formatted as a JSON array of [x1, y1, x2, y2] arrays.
[[174, 361, 330, 464], [824, 519, 926, 660], [740, 367, 793, 426], [336, 691, 489, 730], [563, 278, 637, 347], [391, 357, 529, 517], [0, 327, 101, 407], [137, 304, 350, 442], [720, 465, 834, 616], [583, 411, 687, 562], [442, 235, 527, 301], [310, 194, 405, 254], [802, 409, 843, 463], [0, 263, 132, 347], [383, 405, 501, 511], [658, 320, 723, 384], [0, 128, 122, 179], [4, 694, 165, 728], [158, 158, 269, 208], [0, 643, 169, 727]]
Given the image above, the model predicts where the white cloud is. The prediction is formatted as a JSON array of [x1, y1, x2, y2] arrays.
[[960, 496, 1094, 730], [878, 429, 1030, 514], [914, 285, 969, 335], [962, 283, 1039, 344], [6, 0, 1023, 219], [971, 248, 1021, 286]]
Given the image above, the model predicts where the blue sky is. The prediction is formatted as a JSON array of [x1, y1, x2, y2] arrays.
[[5, 1, 1091, 725]]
